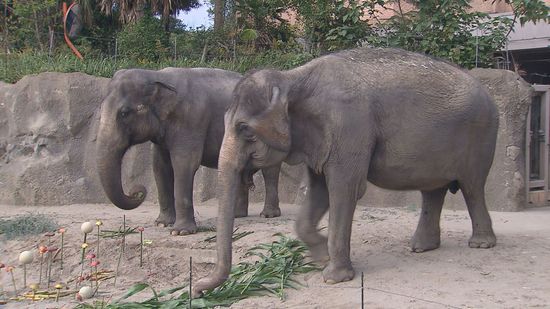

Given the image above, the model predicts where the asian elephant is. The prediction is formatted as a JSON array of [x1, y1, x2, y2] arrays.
[[96, 68, 282, 235], [193, 48, 498, 295]]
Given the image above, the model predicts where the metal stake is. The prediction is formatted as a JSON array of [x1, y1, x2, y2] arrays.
[[361, 272, 364, 309], [4, 0, 8, 80], [189, 256, 192, 309]]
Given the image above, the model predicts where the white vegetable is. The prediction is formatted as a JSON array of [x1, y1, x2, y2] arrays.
[[19, 251, 34, 264], [79, 286, 94, 299], [81, 222, 94, 234]]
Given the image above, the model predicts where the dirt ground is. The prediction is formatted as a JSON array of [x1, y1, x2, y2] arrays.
[[1, 201, 550, 309]]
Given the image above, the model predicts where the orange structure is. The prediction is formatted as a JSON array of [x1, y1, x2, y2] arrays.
[[62, 2, 83, 60]]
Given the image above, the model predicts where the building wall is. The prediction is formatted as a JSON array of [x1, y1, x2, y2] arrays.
[[471, 0, 550, 14]]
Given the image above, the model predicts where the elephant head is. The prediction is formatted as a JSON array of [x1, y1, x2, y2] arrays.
[[193, 70, 291, 295], [96, 69, 177, 210]]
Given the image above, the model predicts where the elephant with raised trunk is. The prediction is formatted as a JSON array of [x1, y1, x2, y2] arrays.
[[193, 48, 498, 295], [96, 68, 282, 235]]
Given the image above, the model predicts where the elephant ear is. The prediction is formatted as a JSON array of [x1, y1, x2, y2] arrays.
[[150, 81, 178, 120], [249, 86, 291, 152]]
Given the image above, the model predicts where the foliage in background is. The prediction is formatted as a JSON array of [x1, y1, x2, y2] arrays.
[[0, 213, 57, 240], [116, 10, 170, 62], [364, 0, 514, 68], [503, 0, 550, 25], [5, 0, 60, 52], [1, 0, 550, 82], [75, 234, 318, 308], [234, 0, 294, 51], [98, 0, 200, 27], [324, 0, 376, 51]]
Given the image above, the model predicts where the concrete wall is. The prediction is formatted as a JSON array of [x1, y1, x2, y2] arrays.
[[0, 69, 533, 211]]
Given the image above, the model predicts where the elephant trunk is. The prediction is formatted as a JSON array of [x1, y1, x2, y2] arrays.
[[96, 133, 147, 210], [192, 132, 242, 297]]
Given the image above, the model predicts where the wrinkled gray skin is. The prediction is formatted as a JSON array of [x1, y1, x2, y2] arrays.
[[96, 68, 282, 235], [193, 48, 498, 295]]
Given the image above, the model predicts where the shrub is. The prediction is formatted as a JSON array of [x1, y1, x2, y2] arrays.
[[116, 12, 170, 62]]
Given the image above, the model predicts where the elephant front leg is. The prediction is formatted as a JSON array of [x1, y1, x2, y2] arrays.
[[170, 151, 201, 236], [260, 164, 281, 218], [411, 187, 447, 252], [153, 145, 176, 227], [295, 168, 329, 263], [322, 166, 364, 284]]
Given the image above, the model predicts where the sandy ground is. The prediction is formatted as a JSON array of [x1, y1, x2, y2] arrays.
[[1, 201, 550, 309]]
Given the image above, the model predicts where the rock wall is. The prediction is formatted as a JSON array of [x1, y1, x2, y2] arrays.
[[0, 72, 305, 206], [0, 69, 533, 211]]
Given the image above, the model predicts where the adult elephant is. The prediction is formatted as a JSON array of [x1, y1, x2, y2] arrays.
[[193, 48, 498, 295], [96, 68, 282, 235]]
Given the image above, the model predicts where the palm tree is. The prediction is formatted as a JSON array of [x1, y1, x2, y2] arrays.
[[99, 0, 147, 24], [150, 0, 199, 31], [99, 0, 199, 26]]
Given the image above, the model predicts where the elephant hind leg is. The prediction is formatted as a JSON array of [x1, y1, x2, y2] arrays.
[[460, 181, 496, 248], [411, 187, 447, 253]]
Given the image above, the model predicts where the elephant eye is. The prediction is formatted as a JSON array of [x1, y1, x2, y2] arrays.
[[237, 123, 256, 142], [119, 106, 131, 118]]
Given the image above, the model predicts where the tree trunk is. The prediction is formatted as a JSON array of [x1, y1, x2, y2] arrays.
[[32, 8, 45, 52], [214, 0, 225, 31]]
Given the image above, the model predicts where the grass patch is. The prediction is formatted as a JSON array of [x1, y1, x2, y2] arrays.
[[0, 50, 315, 84], [0, 213, 57, 240], [76, 233, 318, 308]]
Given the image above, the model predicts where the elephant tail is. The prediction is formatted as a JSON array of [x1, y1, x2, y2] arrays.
[[448, 181, 460, 194]]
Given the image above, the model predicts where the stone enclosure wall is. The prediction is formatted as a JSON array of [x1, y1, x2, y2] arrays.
[[0, 69, 533, 211]]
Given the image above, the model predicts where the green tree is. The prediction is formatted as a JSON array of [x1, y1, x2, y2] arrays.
[[362, 0, 549, 68], [7, 0, 60, 51], [290, 0, 375, 53], [99, 0, 199, 29], [234, 0, 294, 50], [116, 10, 170, 61]]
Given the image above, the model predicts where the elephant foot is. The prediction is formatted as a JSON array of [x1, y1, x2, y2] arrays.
[[410, 232, 440, 253], [155, 212, 175, 227], [307, 241, 329, 266], [468, 231, 496, 249], [170, 220, 197, 236], [322, 262, 355, 284], [260, 205, 281, 218]]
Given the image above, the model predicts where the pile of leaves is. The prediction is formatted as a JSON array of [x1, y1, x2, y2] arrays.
[[77, 234, 318, 308]]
